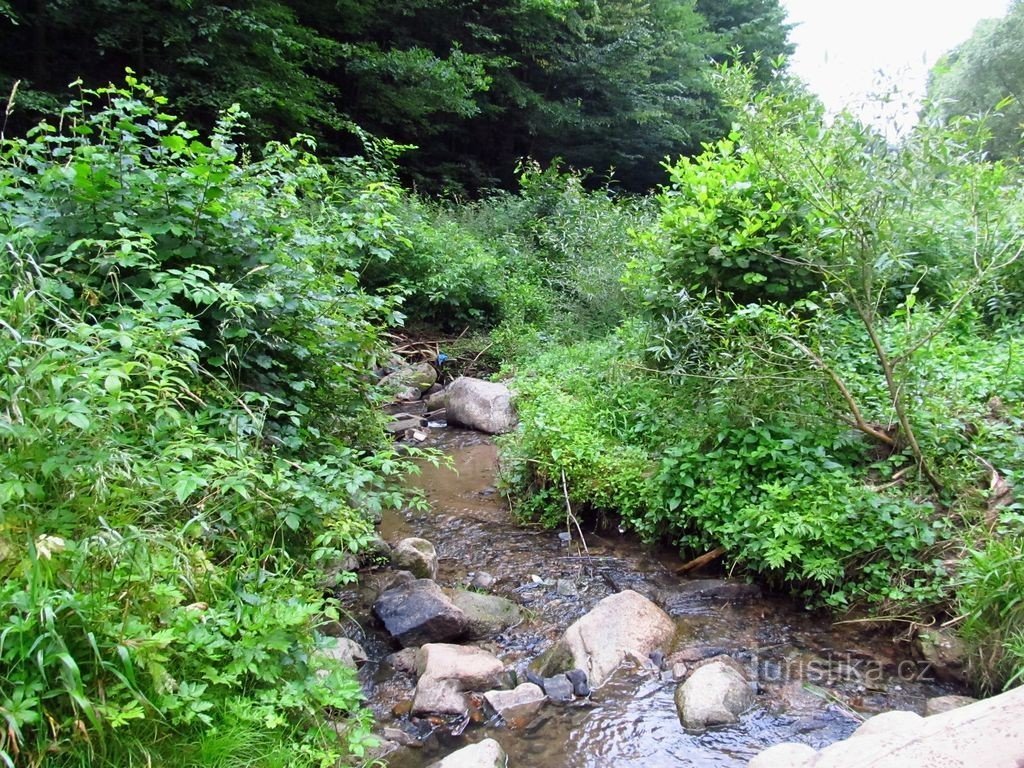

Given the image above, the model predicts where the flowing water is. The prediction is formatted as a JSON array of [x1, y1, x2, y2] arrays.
[[343, 426, 963, 768]]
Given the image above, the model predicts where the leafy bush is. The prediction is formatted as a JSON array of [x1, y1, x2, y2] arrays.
[[0, 79, 421, 766], [641, 132, 819, 304], [647, 424, 949, 605], [2, 76, 404, 452], [500, 328, 953, 608], [357, 196, 505, 330], [464, 163, 656, 352]]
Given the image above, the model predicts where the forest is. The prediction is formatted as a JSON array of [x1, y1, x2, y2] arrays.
[[0, 0, 1022, 766]]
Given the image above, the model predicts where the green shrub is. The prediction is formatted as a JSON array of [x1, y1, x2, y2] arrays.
[[459, 162, 656, 352], [0, 79, 422, 766], [358, 197, 504, 330], [648, 424, 950, 605], [640, 132, 819, 304]]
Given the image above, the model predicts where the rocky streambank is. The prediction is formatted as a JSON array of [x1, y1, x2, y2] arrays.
[[317, 372, 1016, 768]]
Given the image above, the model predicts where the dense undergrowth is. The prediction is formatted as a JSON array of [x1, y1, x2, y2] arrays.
[[489, 70, 1024, 693], [3, 61, 1024, 767], [0, 79, 424, 767]]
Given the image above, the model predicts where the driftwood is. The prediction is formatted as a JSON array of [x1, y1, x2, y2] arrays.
[[675, 546, 726, 575]]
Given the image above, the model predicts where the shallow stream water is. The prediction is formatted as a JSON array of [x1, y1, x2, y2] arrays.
[[344, 427, 962, 768]]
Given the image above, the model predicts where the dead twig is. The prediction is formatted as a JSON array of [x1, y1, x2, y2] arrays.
[[561, 470, 590, 557]]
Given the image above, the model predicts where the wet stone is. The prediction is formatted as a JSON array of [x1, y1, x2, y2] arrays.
[[373, 579, 468, 647], [382, 725, 428, 748], [447, 589, 523, 639], [914, 628, 968, 684], [565, 669, 590, 697], [675, 657, 755, 731], [543, 675, 575, 703], [425, 738, 507, 768], [412, 643, 506, 716], [387, 647, 420, 674], [445, 377, 517, 434], [392, 537, 439, 580], [318, 636, 368, 669], [555, 579, 578, 597], [387, 417, 426, 435], [484, 682, 546, 724], [533, 589, 675, 687]]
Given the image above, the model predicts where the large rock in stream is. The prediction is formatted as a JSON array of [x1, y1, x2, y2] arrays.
[[391, 537, 439, 579], [675, 656, 755, 730], [748, 683, 1024, 768], [373, 579, 468, 647], [445, 377, 517, 434], [533, 589, 675, 687], [447, 589, 523, 639], [412, 643, 506, 715], [426, 738, 508, 768]]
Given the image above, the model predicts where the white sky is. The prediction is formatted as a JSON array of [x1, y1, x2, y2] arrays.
[[782, 0, 1011, 128]]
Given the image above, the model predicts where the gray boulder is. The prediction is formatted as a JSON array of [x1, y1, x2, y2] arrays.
[[448, 589, 523, 639], [483, 682, 546, 724], [373, 579, 468, 647], [533, 589, 675, 687], [379, 362, 438, 401], [392, 537, 439, 579], [413, 643, 506, 715], [675, 657, 754, 730], [446, 377, 517, 434], [426, 738, 508, 768]]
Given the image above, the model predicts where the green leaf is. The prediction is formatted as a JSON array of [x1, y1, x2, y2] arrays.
[[173, 473, 209, 504], [162, 134, 188, 153]]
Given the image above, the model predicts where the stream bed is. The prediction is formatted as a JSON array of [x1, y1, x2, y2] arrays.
[[341, 427, 962, 768]]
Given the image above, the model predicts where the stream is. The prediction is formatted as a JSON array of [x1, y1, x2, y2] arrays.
[[339, 426, 963, 768]]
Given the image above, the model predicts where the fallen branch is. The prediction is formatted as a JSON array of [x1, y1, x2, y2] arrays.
[[675, 546, 726, 574]]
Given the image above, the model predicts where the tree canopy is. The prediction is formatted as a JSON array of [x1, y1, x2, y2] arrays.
[[0, 0, 792, 191], [927, 0, 1024, 159]]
